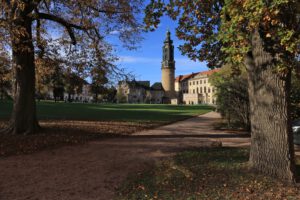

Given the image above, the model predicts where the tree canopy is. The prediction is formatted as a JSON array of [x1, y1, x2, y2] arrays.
[[0, 0, 143, 75], [144, 0, 300, 182], [145, 0, 299, 69], [209, 64, 250, 129], [0, 0, 144, 135]]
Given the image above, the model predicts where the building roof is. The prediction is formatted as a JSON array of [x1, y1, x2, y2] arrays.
[[135, 81, 150, 87], [119, 80, 164, 91], [175, 69, 220, 82], [119, 80, 149, 89], [175, 73, 197, 82], [197, 68, 220, 76], [151, 82, 163, 90]]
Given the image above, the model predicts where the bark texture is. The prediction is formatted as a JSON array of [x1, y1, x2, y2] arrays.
[[245, 30, 295, 182], [3, 16, 40, 135]]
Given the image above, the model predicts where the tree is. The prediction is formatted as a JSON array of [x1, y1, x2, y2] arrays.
[[117, 87, 127, 103], [210, 65, 250, 130], [64, 70, 85, 102], [0, 51, 11, 100], [35, 57, 56, 100], [290, 73, 300, 120], [90, 68, 109, 103], [0, 0, 143, 134], [103, 86, 117, 103], [144, 0, 300, 182], [51, 64, 65, 102]]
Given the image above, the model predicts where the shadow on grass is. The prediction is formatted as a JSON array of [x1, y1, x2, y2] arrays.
[[117, 147, 300, 200]]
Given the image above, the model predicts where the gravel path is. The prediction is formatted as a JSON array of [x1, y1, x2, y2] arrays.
[[0, 112, 251, 200]]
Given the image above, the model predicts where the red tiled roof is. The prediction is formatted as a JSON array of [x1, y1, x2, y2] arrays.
[[196, 68, 220, 76], [175, 73, 196, 82], [175, 68, 220, 82]]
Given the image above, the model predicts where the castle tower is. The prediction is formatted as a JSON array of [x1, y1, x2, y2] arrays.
[[161, 30, 175, 103]]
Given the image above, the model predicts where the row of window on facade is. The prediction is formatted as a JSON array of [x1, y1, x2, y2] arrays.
[[185, 98, 215, 105], [181, 87, 215, 94], [189, 79, 207, 86]]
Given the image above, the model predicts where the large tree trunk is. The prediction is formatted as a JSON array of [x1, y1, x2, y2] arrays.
[[245, 30, 295, 182], [3, 17, 40, 135]]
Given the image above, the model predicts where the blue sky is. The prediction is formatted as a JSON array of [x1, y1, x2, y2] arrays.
[[108, 16, 209, 85]]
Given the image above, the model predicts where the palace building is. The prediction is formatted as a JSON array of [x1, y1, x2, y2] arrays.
[[175, 69, 219, 105], [117, 30, 219, 105]]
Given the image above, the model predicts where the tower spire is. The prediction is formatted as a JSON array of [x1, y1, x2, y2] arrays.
[[162, 29, 174, 66], [161, 30, 175, 103], [166, 29, 171, 41]]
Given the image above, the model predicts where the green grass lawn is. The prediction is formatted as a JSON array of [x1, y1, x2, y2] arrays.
[[117, 147, 300, 200], [0, 101, 213, 123]]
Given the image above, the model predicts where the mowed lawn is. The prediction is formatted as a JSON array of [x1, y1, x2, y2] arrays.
[[0, 101, 213, 123], [0, 101, 213, 156]]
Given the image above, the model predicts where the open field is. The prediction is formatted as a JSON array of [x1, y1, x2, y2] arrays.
[[0, 101, 213, 157], [0, 101, 213, 122]]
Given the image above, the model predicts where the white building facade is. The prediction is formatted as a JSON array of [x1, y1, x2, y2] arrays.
[[175, 69, 219, 105]]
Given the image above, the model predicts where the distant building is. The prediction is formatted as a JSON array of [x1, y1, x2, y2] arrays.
[[117, 30, 219, 105], [46, 83, 94, 103], [175, 69, 219, 105], [63, 84, 93, 103], [117, 30, 175, 104], [117, 80, 164, 104]]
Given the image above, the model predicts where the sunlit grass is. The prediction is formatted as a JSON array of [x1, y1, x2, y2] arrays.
[[0, 101, 213, 123]]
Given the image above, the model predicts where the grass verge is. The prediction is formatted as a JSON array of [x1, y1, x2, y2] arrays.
[[116, 147, 300, 200]]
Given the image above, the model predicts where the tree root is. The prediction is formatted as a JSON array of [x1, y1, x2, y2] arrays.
[[0, 124, 14, 135], [0, 121, 42, 135]]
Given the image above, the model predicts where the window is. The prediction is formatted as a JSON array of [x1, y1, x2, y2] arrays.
[[200, 80, 202, 84], [208, 88, 211, 93], [197, 88, 199, 93], [196, 81, 199, 85], [193, 89, 195, 94], [190, 82, 192, 86], [193, 81, 195, 85], [204, 87, 206, 93], [200, 87, 202, 93], [204, 80, 206, 84]]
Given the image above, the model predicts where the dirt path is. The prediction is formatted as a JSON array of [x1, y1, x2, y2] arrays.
[[0, 112, 250, 200]]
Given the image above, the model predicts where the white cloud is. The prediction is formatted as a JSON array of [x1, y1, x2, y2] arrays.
[[109, 30, 120, 35], [118, 56, 161, 64], [109, 26, 146, 36]]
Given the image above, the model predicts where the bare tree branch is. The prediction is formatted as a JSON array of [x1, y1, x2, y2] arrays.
[[89, 6, 131, 14], [36, 12, 89, 45]]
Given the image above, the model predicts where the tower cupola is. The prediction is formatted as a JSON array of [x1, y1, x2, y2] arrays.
[[161, 30, 176, 103], [162, 30, 175, 69]]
